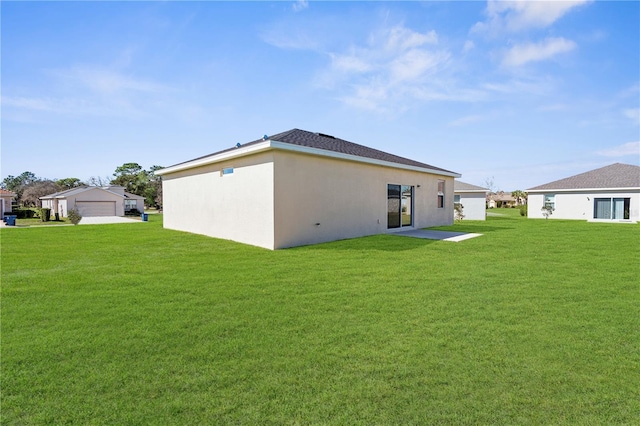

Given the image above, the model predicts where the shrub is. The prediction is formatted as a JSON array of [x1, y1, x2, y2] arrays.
[[454, 204, 465, 221], [68, 208, 82, 225], [519, 205, 527, 217], [12, 208, 37, 219], [38, 208, 51, 222]]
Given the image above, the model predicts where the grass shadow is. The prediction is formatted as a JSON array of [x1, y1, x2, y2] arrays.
[[295, 233, 439, 252]]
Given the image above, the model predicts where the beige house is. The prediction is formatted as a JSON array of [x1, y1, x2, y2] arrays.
[[528, 163, 640, 222], [1, 189, 16, 216], [157, 129, 461, 249], [40, 186, 145, 218], [487, 192, 518, 208]]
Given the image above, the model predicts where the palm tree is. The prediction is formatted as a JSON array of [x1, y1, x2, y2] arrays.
[[511, 190, 527, 206]]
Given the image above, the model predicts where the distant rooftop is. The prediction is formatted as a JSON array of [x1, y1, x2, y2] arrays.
[[454, 180, 488, 192], [528, 163, 640, 191]]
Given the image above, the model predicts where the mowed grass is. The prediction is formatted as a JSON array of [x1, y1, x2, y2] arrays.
[[2, 213, 638, 424]]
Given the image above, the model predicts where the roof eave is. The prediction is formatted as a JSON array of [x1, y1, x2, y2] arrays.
[[527, 187, 640, 193], [269, 140, 461, 178], [157, 139, 461, 178], [156, 141, 272, 175]]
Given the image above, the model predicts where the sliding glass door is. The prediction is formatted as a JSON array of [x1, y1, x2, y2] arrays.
[[594, 197, 630, 220], [388, 184, 413, 229]]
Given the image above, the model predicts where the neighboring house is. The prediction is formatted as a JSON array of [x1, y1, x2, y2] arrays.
[[1, 189, 16, 216], [157, 129, 461, 250], [454, 181, 489, 220], [527, 163, 640, 222], [487, 192, 517, 208], [40, 186, 145, 218]]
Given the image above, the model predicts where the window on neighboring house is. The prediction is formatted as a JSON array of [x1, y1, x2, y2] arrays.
[[544, 194, 555, 210], [221, 167, 234, 176], [594, 197, 630, 220], [125, 199, 137, 211], [437, 180, 445, 208], [454, 194, 461, 207]]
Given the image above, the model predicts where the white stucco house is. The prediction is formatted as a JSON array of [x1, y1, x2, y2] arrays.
[[527, 163, 640, 222], [1, 189, 16, 216], [157, 129, 461, 249], [40, 186, 145, 218], [454, 181, 489, 220]]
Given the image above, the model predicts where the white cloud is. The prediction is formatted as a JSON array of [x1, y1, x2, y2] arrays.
[[3, 66, 171, 120], [389, 49, 449, 83], [597, 141, 640, 157], [473, 0, 591, 35], [623, 108, 640, 125], [57, 67, 168, 95], [502, 37, 576, 67], [319, 24, 455, 112], [447, 114, 486, 127], [383, 27, 437, 51], [330, 52, 373, 74], [2, 96, 60, 112], [292, 0, 308, 13]]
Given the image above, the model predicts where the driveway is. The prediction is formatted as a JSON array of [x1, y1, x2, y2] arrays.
[[79, 216, 141, 225], [394, 229, 482, 242]]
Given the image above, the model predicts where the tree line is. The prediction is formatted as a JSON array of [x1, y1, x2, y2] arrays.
[[1, 163, 163, 209]]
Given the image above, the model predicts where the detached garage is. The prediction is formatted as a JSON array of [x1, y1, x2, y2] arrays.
[[40, 186, 145, 218], [75, 201, 117, 217]]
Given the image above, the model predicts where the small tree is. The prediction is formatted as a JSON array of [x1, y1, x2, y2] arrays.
[[56, 178, 84, 190], [454, 203, 465, 221], [21, 180, 60, 207], [541, 205, 554, 219], [68, 208, 82, 225]]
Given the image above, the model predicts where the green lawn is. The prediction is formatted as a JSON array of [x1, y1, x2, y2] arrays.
[[2, 214, 638, 424]]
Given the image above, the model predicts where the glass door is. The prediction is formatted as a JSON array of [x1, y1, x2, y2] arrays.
[[388, 184, 413, 229], [401, 185, 413, 226], [387, 184, 401, 228]]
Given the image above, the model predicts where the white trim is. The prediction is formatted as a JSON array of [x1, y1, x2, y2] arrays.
[[528, 187, 640, 193], [157, 139, 461, 178], [156, 142, 272, 175]]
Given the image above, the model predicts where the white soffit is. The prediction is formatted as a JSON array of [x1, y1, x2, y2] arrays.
[[158, 139, 461, 178]]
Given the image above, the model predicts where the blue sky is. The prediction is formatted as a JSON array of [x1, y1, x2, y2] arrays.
[[2, 1, 638, 191]]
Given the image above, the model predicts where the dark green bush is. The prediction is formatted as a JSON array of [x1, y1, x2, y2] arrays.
[[68, 208, 82, 225], [38, 208, 51, 222], [12, 208, 37, 219], [519, 205, 528, 217]]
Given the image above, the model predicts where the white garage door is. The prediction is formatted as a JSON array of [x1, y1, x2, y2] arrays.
[[75, 201, 116, 217]]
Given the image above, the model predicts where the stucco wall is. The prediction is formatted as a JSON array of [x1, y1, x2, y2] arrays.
[[1, 197, 13, 214], [272, 151, 455, 249], [457, 192, 486, 221], [528, 190, 640, 221], [161, 152, 276, 249]]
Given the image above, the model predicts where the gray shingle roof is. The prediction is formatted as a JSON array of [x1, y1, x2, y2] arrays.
[[40, 186, 125, 199], [527, 163, 640, 191], [454, 180, 488, 192], [166, 129, 458, 175]]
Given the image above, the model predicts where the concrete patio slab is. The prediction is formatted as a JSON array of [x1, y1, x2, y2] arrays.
[[394, 229, 482, 242], [79, 216, 141, 225]]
